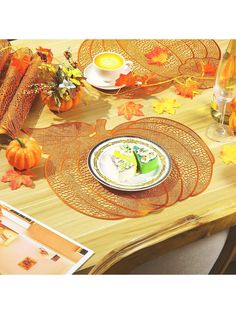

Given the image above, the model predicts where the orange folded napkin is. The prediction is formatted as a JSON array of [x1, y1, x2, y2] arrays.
[[0, 48, 33, 121], [0, 40, 11, 74], [0, 54, 42, 139]]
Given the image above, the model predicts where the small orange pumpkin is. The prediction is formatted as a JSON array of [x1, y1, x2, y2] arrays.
[[6, 138, 42, 171], [40, 90, 81, 112]]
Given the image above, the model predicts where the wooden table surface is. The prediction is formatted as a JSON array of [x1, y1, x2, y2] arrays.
[[1, 39, 236, 274]]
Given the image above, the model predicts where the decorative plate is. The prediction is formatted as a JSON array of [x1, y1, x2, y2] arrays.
[[87, 136, 171, 191]]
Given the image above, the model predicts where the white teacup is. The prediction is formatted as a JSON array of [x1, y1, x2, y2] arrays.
[[93, 51, 133, 83]]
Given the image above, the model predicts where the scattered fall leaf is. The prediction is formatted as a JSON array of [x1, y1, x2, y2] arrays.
[[10, 54, 31, 75], [220, 143, 236, 164], [1, 169, 36, 190], [199, 61, 216, 77], [135, 74, 149, 85], [118, 102, 144, 120], [115, 72, 136, 87], [175, 78, 199, 98], [115, 72, 149, 87], [153, 98, 181, 115], [36, 46, 53, 63], [145, 46, 170, 66]]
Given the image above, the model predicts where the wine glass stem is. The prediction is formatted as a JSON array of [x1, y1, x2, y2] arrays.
[[220, 101, 226, 125]]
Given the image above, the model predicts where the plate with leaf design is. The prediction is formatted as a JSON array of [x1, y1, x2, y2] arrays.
[[87, 136, 171, 191]]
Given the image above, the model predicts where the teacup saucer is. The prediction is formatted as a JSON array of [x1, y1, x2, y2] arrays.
[[83, 63, 130, 90]]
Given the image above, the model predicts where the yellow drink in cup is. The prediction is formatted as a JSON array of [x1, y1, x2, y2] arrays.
[[94, 52, 124, 70], [93, 52, 133, 82]]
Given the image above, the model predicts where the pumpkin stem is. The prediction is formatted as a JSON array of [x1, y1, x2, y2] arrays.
[[15, 138, 26, 148]]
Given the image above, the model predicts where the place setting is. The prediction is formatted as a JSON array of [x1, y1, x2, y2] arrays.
[[1, 38, 236, 276], [0, 39, 235, 222]]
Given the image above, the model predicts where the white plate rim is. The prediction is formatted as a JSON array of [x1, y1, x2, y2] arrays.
[[87, 136, 172, 191]]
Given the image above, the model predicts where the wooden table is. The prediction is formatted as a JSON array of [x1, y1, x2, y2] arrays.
[[1, 40, 236, 274]]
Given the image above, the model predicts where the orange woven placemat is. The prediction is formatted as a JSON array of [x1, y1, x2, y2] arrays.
[[77, 40, 221, 98], [24, 118, 214, 220]]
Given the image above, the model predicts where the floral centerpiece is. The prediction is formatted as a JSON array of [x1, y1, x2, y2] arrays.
[[26, 49, 85, 112]]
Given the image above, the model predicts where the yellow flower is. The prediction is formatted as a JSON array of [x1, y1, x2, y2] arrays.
[[62, 67, 82, 85], [220, 143, 236, 164], [152, 98, 181, 115], [38, 63, 56, 73]]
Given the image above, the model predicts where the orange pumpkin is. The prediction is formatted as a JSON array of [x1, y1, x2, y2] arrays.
[[40, 90, 81, 112], [6, 138, 42, 171]]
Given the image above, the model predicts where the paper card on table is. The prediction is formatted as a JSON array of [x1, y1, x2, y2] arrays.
[[0, 201, 94, 274]]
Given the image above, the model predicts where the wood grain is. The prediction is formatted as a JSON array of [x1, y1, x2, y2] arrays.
[[0, 40, 235, 274]]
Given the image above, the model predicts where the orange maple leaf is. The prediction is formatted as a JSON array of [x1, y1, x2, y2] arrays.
[[135, 74, 149, 85], [36, 46, 53, 63], [175, 78, 199, 98], [115, 72, 136, 87], [118, 102, 144, 120], [115, 72, 149, 87], [145, 46, 169, 66], [10, 54, 32, 75], [1, 169, 36, 190], [199, 61, 216, 77]]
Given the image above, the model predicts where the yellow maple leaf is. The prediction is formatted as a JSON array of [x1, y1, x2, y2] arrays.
[[220, 143, 236, 164], [152, 98, 181, 115], [175, 78, 199, 98]]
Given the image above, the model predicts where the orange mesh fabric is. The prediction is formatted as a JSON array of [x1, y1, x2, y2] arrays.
[[24, 117, 214, 220], [114, 128, 198, 201], [0, 54, 41, 138], [0, 48, 33, 120], [77, 40, 221, 98], [0, 40, 11, 74], [112, 117, 214, 195]]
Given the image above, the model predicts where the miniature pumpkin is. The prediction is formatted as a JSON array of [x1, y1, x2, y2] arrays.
[[40, 90, 81, 112], [6, 138, 42, 171]]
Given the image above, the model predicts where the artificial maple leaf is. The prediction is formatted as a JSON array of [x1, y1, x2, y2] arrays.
[[10, 54, 32, 75], [199, 61, 216, 77], [220, 143, 236, 164], [135, 74, 149, 85], [115, 72, 149, 87], [175, 78, 199, 98], [118, 102, 144, 120], [36, 46, 53, 63], [1, 169, 36, 190], [145, 46, 170, 66], [115, 72, 136, 87], [153, 98, 181, 115]]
